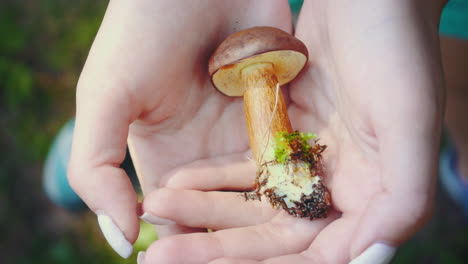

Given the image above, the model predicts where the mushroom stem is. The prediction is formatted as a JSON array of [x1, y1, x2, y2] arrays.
[[241, 62, 292, 163]]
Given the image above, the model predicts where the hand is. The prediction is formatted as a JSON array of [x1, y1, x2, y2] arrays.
[[67, 0, 293, 258], [138, 0, 445, 263]]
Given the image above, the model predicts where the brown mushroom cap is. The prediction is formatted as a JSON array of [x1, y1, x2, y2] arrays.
[[209, 26, 309, 96]]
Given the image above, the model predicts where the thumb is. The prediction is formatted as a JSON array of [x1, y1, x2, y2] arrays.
[[68, 80, 140, 259], [349, 122, 439, 263], [348, 192, 432, 264]]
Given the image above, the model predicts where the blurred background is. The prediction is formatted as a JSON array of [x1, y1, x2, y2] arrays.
[[0, 0, 466, 263]]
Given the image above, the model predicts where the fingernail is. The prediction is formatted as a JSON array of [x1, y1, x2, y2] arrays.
[[96, 213, 133, 258], [349, 243, 396, 264], [137, 251, 146, 264], [140, 212, 175, 225]]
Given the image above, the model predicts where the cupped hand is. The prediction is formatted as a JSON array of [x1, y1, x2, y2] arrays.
[[138, 0, 446, 263], [67, 0, 292, 258]]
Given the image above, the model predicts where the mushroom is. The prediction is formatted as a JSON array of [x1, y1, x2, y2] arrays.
[[209, 26, 331, 219]]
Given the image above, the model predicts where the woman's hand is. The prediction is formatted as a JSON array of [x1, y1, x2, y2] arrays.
[[67, 0, 292, 258], [138, 0, 445, 263]]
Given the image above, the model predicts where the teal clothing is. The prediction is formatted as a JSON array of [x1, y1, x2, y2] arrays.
[[440, 0, 468, 39], [43, 119, 85, 210], [288, 0, 303, 16]]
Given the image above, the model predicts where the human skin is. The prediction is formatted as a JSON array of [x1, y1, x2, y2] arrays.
[[69, 0, 292, 247], [69, 0, 446, 263]]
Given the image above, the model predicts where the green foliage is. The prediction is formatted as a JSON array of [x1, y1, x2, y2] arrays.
[[0, 10, 27, 54], [135, 222, 159, 251], [0, 1, 145, 264], [272, 131, 316, 164], [0, 0, 105, 160], [0, 1, 160, 262], [0, 58, 33, 109]]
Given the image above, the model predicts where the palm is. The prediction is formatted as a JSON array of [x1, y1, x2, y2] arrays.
[[140, 1, 442, 263], [128, 77, 247, 192], [124, 1, 292, 192]]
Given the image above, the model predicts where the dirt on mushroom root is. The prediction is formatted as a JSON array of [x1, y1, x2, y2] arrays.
[[245, 131, 332, 220]]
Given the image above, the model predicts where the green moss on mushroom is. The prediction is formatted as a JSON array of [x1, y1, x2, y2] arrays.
[[251, 130, 331, 220], [273, 131, 318, 164]]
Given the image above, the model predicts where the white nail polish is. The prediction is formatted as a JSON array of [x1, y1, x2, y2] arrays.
[[97, 213, 133, 258], [137, 251, 146, 264], [140, 212, 176, 225], [349, 243, 396, 264]]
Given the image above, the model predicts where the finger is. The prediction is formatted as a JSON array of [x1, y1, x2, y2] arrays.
[[209, 258, 259, 264], [141, 188, 276, 229], [142, 215, 335, 264], [348, 193, 420, 263], [68, 65, 141, 258], [139, 203, 204, 239], [155, 153, 256, 238], [161, 152, 256, 191], [153, 224, 207, 238], [154, 154, 256, 238], [209, 254, 312, 264], [303, 214, 361, 263]]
